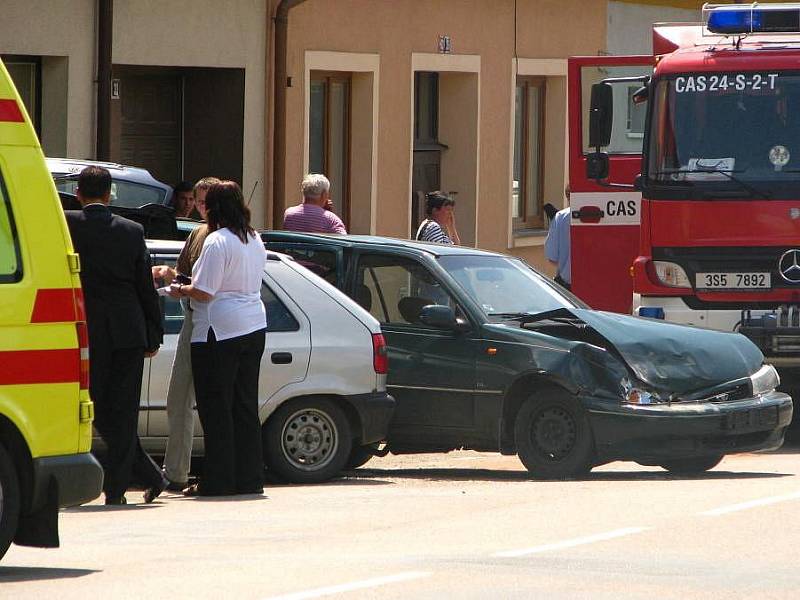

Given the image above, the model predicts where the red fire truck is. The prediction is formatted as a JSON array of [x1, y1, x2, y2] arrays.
[[569, 2, 800, 374]]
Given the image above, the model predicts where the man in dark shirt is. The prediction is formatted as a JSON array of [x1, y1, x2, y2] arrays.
[[66, 166, 166, 505]]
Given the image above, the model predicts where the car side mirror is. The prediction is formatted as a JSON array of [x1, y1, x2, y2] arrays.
[[586, 152, 609, 180], [589, 82, 613, 149], [419, 305, 466, 332]]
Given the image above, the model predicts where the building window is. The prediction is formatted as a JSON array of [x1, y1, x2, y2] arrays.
[[309, 72, 351, 226], [626, 85, 646, 138], [513, 77, 545, 230], [2, 55, 41, 136]]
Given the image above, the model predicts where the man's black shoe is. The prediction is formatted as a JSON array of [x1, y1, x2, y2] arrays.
[[165, 479, 188, 492], [105, 495, 127, 505], [143, 476, 169, 504]]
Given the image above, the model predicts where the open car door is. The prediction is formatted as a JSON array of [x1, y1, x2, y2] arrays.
[[567, 55, 653, 313]]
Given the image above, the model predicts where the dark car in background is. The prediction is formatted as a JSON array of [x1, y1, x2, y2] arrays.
[[47, 157, 173, 208], [263, 232, 793, 478], [48, 157, 200, 240]]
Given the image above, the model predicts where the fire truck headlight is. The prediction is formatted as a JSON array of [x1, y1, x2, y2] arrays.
[[751, 364, 780, 396], [653, 261, 692, 288]]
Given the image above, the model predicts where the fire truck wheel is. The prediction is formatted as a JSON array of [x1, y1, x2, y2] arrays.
[[0, 443, 21, 560], [514, 390, 595, 479], [658, 455, 724, 474]]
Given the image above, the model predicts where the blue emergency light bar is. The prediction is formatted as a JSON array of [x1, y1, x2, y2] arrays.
[[704, 3, 800, 35]]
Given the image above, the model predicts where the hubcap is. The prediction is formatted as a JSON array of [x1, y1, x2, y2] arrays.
[[281, 408, 338, 472], [531, 406, 577, 461]]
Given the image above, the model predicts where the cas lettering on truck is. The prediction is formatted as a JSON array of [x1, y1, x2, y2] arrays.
[[570, 3, 800, 376], [0, 59, 103, 560]]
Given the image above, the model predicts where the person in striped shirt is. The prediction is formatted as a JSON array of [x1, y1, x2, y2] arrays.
[[282, 173, 347, 234], [415, 191, 460, 245]]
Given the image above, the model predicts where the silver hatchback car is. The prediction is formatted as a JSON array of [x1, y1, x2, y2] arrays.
[[121, 241, 395, 483]]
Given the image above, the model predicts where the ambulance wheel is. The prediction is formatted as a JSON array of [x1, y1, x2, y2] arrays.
[[515, 390, 595, 479], [0, 443, 21, 560], [659, 455, 724, 474]]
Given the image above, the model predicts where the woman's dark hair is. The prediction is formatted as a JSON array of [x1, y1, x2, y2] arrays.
[[424, 191, 454, 216], [204, 181, 254, 243]]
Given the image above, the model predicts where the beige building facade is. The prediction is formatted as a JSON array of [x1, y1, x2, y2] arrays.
[[275, 0, 607, 271], [2, 1, 720, 273]]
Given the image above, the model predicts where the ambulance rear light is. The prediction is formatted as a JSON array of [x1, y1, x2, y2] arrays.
[[704, 3, 800, 35], [76, 322, 90, 390], [651, 261, 692, 289]]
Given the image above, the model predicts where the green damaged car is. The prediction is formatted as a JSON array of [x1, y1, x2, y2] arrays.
[[263, 232, 793, 478]]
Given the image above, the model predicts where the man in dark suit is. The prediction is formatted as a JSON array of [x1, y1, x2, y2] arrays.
[[66, 166, 167, 505]]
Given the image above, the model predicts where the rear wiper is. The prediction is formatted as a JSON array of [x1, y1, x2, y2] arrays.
[[649, 168, 771, 199]]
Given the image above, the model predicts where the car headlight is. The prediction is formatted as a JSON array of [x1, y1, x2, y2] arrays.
[[653, 261, 692, 288], [750, 364, 780, 396], [621, 378, 664, 405]]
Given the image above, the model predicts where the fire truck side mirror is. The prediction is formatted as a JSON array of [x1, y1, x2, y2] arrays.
[[586, 152, 609, 180], [589, 82, 613, 149]]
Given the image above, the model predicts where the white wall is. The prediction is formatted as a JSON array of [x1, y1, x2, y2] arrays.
[[607, 1, 698, 55], [113, 0, 268, 226], [0, 0, 96, 158]]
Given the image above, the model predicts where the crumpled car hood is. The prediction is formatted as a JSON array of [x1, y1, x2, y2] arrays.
[[567, 308, 763, 395]]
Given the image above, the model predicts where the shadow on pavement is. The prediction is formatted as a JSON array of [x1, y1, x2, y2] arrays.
[[269, 476, 394, 488], [0, 566, 99, 582], [348, 466, 792, 483], [64, 503, 160, 513]]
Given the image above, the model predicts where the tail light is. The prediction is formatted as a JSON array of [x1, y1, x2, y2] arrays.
[[372, 333, 388, 374], [74, 288, 89, 390], [76, 322, 90, 390]]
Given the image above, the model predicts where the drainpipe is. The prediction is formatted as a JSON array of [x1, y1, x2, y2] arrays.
[[96, 0, 113, 161], [272, 0, 308, 228]]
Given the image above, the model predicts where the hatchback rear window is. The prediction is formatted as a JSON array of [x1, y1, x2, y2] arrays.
[[55, 178, 166, 208]]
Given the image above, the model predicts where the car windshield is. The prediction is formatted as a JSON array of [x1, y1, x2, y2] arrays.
[[438, 255, 582, 317], [646, 71, 800, 198], [54, 177, 167, 208]]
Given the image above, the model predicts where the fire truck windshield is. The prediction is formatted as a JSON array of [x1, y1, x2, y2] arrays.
[[646, 71, 800, 198]]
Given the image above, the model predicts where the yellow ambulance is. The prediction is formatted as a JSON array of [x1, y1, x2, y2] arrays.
[[0, 59, 102, 560]]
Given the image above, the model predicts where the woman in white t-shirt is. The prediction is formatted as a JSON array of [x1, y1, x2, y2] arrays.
[[170, 181, 267, 496]]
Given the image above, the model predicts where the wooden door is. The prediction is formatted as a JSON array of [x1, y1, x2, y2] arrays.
[[119, 71, 181, 185]]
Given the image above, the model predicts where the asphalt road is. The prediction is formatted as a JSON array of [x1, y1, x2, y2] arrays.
[[2, 446, 800, 599]]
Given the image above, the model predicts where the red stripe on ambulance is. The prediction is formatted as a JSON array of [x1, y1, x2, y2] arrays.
[[0, 348, 80, 385]]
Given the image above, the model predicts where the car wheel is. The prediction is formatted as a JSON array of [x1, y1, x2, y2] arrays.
[[514, 390, 595, 479], [0, 443, 21, 560], [345, 444, 375, 470], [263, 398, 352, 484], [659, 455, 724, 474]]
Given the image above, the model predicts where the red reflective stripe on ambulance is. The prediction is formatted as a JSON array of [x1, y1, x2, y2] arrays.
[[0, 99, 24, 123], [30, 288, 78, 323], [0, 348, 80, 385]]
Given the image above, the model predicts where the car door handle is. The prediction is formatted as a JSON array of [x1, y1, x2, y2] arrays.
[[271, 352, 293, 364]]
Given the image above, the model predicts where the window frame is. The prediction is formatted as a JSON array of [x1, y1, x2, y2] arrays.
[[1, 55, 42, 137], [0, 170, 23, 284], [308, 71, 352, 228], [513, 76, 547, 231]]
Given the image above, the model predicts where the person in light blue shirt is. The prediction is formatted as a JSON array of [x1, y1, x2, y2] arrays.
[[544, 186, 571, 291]]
